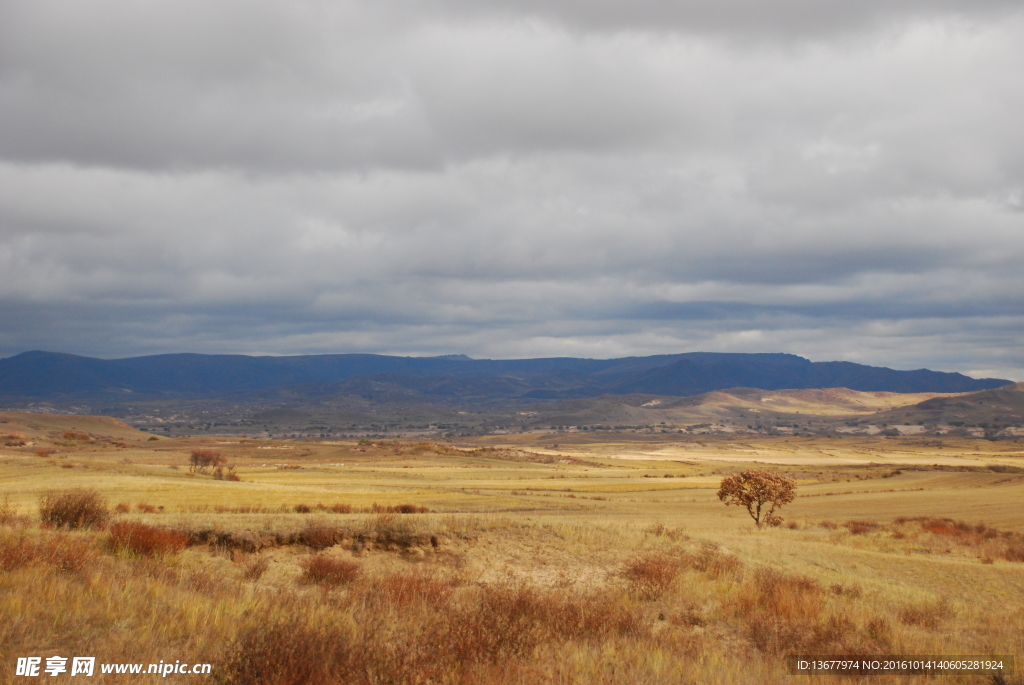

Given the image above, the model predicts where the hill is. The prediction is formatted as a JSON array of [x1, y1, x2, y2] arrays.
[[0, 411, 152, 441], [874, 382, 1024, 431], [0, 350, 1009, 403]]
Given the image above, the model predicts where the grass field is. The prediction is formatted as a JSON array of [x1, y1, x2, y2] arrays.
[[2, 413, 1023, 683]]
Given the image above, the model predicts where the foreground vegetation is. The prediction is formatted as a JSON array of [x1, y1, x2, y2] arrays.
[[2, 419, 1023, 683]]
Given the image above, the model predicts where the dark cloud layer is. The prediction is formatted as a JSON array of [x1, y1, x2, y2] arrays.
[[0, 1, 1022, 380]]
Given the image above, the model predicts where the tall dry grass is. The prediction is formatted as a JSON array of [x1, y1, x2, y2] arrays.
[[2, 510, 1022, 685]]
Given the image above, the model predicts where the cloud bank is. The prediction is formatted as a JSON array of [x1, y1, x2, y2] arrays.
[[1, 0, 1022, 378]]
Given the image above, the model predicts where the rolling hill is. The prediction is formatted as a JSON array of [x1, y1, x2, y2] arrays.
[[0, 350, 1009, 403]]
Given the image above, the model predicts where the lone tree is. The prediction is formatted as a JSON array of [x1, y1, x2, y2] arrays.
[[717, 469, 796, 528], [189, 449, 225, 474]]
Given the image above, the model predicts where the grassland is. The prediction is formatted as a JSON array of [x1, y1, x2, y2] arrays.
[[2, 413, 1023, 683]]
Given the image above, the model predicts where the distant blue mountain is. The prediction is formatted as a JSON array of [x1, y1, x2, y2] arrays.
[[0, 350, 1010, 401]]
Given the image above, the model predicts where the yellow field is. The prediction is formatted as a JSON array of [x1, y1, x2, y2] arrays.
[[2, 415, 1023, 683]]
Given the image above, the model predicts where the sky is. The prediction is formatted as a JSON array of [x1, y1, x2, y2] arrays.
[[1, 1, 1022, 380]]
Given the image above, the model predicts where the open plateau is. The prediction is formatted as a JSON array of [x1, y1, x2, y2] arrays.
[[2, 371, 1023, 684]]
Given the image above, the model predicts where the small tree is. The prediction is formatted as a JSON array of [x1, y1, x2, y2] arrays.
[[717, 470, 796, 528], [189, 449, 224, 474]]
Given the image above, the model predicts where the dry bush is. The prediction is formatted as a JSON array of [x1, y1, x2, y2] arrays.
[[136, 503, 158, 514], [362, 571, 454, 608], [1004, 542, 1024, 562], [820, 520, 838, 530], [301, 555, 362, 585], [39, 489, 109, 530], [370, 503, 430, 514], [294, 504, 312, 513], [744, 568, 822, 618], [222, 585, 645, 685], [898, 599, 952, 628], [223, 617, 358, 685], [302, 522, 340, 550], [683, 544, 744, 579], [2, 431, 28, 446], [737, 568, 887, 654], [328, 503, 353, 514], [830, 583, 863, 598], [241, 556, 270, 581], [0, 497, 29, 527], [34, 448, 51, 458], [844, 519, 880, 535], [445, 586, 644, 664], [0, 531, 97, 573], [114, 502, 130, 513], [623, 553, 681, 599], [108, 522, 188, 556], [189, 448, 224, 473], [62, 431, 92, 441]]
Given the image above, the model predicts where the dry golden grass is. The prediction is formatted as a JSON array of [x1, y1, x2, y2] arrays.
[[1, 427, 1023, 682]]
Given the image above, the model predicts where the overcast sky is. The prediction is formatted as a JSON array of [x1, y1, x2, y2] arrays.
[[1, 1, 1022, 379]]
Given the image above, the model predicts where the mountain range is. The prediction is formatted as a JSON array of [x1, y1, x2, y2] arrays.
[[0, 350, 1010, 404]]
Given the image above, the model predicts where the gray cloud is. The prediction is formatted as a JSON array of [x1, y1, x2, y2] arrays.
[[1, 1, 1023, 380]]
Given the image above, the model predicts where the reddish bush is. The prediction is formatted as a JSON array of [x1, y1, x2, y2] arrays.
[[302, 523, 340, 550], [0, 532, 96, 573], [369, 503, 429, 514], [34, 448, 51, 458], [301, 555, 362, 585], [328, 503, 353, 514], [114, 503, 130, 513], [1004, 543, 1024, 562], [844, 519, 879, 535], [623, 553, 681, 599], [368, 572, 453, 608], [108, 522, 188, 556], [62, 431, 92, 442], [189, 449, 224, 474], [223, 618, 359, 685], [294, 504, 312, 514], [39, 489, 109, 530], [136, 503, 158, 514]]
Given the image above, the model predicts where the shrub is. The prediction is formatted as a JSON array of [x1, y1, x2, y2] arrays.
[[302, 523, 340, 550], [0, 497, 27, 527], [1003, 543, 1024, 563], [242, 556, 270, 581], [328, 503, 353, 514], [222, 617, 358, 685], [369, 503, 430, 514], [683, 545, 744, 579], [844, 519, 880, 535], [623, 553, 681, 599], [136, 503, 158, 514], [359, 571, 454, 608], [294, 504, 312, 513], [0, 531, 97, 573], [189, 449, 224, 474], [39, 489, 109, 530], [108, 522, 188, 556], [301, 555, 362, 585], [114, 503, 131, 513], [62, 431, 92, 442], [897, 599, 951, 628], [35, 448, 51, 458]]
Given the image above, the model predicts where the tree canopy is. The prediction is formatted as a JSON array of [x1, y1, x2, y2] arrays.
[[717, 469, 796, 528]]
